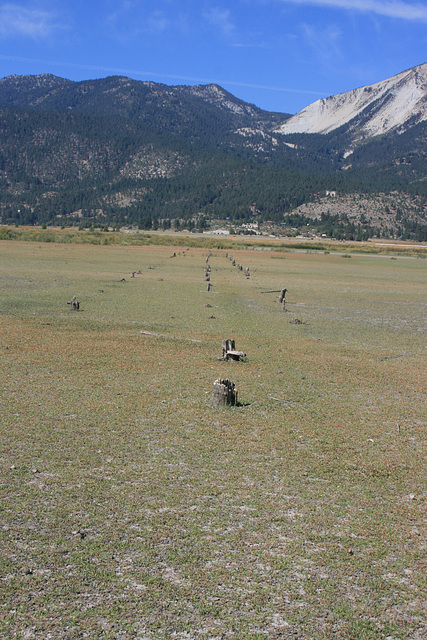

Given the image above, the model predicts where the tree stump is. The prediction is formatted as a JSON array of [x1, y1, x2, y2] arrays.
[[67, 295, 80, 310], [220, 339, 246, 361], [207, 282, 212, 292], [222, 338, 235, 358], [212, 378, 237, 407]]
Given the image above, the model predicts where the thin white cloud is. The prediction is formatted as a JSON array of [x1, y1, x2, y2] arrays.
[[281, 0, 427, 22], [105, 1, 134, 27], [301, 22, 343, 63], [105, 3, 188, 39], [146, 10, 169, 34], [204, 7, 236, 37], [0, 3, 61, 38]]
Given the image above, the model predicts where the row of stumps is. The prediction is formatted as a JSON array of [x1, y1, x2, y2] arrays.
[[212, 337, 246, 407], [208, 254, 289, 407]]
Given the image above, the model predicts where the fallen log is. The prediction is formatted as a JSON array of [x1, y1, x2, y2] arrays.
[[225, 350, 247, 361]]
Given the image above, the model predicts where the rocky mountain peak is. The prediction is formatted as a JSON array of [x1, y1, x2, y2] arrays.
[[274, 62, 427, 145]]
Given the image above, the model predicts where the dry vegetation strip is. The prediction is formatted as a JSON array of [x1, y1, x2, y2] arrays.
[[0, 240, 425, 640]]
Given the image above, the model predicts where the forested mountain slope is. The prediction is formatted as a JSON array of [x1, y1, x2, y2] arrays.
[[0, 70, 425, 239]]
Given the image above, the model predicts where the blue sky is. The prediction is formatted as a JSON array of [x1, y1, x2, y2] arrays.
[[0, 1, 426, 114]]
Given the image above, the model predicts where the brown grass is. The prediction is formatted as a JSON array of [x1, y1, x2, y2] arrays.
[[0, 239, 425, 640]]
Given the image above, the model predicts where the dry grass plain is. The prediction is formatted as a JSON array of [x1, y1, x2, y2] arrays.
[[0, 239, 426, 640]]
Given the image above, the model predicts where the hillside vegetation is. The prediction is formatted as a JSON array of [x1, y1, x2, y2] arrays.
[[0, 74, 426, 239]]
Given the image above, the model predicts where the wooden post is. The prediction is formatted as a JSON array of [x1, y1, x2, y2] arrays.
[[278, 288, 287, 303], [212, 378, 237, 407]]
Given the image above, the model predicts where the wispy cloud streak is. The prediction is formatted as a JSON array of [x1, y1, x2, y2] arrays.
[[0, 3, 61, 38], [281, 0, 427, 22], [301, 22, 343, 64]]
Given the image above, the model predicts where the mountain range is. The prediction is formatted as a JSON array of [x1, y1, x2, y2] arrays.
[[0, 64, 426, 240]]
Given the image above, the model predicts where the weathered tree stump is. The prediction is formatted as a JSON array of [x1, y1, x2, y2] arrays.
[[222, 338, 235, 358], [220, 339, 246, 361], [67, 295, 80, 311], [207, 282, 212, 292], [212, 378, 237, 407]]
